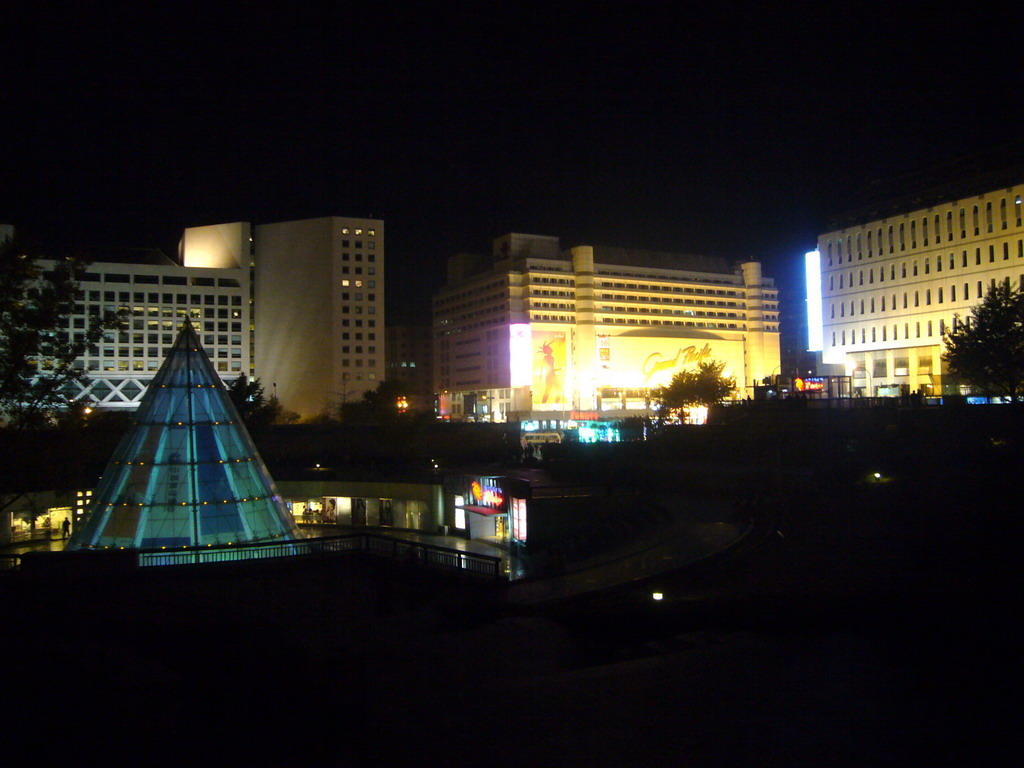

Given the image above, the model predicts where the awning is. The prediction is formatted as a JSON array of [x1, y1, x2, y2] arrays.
[[459, 505, 505, 516]]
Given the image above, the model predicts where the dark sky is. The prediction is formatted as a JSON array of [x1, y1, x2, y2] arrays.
[[3, 4, 1022, 322]]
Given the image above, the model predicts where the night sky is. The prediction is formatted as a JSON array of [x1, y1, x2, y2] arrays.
[[4, 4, 1022, 322]]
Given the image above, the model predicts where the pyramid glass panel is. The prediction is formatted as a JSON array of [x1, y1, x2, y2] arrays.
[[67, 320, 302, 550]]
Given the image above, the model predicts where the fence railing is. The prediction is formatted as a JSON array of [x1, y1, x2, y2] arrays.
[[135, 533, 503, 579], [1, 534, 504, 580]]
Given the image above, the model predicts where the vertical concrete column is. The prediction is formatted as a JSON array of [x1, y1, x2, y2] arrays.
[[741, 262, 766, 392], [571, 246, 597, 411]]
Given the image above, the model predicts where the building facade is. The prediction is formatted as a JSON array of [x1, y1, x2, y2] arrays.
[[40, 238, 250, 409], [815, 181, 1024, 396], [385, 324, 435, 413], [433, 233, 780, 423], [251, 216, 385, 418], [32, 216, 384, 417]]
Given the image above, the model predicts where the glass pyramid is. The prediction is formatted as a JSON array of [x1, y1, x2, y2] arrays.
[[67, 319, 302, 550]]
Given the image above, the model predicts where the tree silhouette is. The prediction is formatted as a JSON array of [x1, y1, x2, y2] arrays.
[[0, 233, 125, 427], [654, 359, 736, 416], [943, 281, 1024, 399]]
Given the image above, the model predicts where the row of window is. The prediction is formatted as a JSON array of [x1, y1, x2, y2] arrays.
[[597, 281, 744, 297], [74, 273, 241, 287], [832, 318, 948, 347], [829, 276, 1023, 320], [79, 290, 243, 306], [827, 241, 1024, 288], [826, 195, 1024, 265]]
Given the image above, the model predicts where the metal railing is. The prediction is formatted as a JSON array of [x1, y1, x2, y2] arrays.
[[136, 533, 503, 579]]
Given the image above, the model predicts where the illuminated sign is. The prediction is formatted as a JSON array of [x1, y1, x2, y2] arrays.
[[570, 411, 599, 421], [470, 480, 504, 508], [533, 331, 567, 405], [509, 324, 532, 386], [598, 334, 611, 369], [805, 250, 823, 351], [641, 344, 712, 384], [794, 377, 825, 392], [511, 497, 527, 541]]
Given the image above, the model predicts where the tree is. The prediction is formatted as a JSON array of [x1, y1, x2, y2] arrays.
[[0, 233, 125, 427], [654, 360, 737, 417], [942, 281, 1024, 399], [226, 374, 297, 426]]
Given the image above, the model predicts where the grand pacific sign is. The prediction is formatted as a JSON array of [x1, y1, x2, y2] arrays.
[[641, 344, 712, 384]]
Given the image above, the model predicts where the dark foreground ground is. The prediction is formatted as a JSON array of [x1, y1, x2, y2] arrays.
[[1, 489, 1018, 768], [3, 406, 1023, 766]]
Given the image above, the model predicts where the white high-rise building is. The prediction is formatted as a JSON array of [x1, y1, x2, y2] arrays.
[[252, 216, 385, 418]]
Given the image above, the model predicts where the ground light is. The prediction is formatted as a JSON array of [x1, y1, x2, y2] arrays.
[[866, 471, 892, 485]]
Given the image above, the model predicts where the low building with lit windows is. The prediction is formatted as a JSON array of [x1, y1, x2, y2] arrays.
[[810, 173, 1024, 396], [433, 233, 781, 426], [38, 240, 250, 409]]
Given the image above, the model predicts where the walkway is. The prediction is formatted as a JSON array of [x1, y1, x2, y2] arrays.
[[3, 501, 753, 601], [505, 494, 752, 605]]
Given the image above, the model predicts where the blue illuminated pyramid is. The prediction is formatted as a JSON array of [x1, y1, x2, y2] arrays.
[[67, 319, 301, 550]]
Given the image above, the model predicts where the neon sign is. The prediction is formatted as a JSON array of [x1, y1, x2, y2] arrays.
[[641, 344, 712, 384], [470, 480, 504, 508], [794, 377, 825, 392]]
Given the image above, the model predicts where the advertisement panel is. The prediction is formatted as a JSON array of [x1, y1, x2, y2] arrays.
[[593, 334, 744, 390], [532, 330, 568, 405], [509, 323, 532, 386]]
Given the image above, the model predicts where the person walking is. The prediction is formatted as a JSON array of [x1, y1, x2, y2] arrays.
[[61, 518, 70, 539]]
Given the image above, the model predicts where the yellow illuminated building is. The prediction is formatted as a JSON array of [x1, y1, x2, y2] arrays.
[[433, 233, 780, 422], [817, 179, 1024, 396]]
